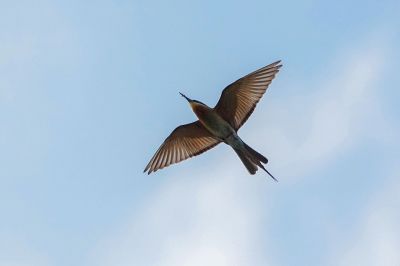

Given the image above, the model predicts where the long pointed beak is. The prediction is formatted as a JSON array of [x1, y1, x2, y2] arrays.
[[179, 92, 191, 102]]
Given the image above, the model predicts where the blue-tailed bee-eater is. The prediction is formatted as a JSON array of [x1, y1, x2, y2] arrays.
[[144, 61, 282, 180]]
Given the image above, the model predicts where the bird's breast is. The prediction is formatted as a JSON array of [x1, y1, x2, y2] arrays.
[[192, 105, 235, 139]]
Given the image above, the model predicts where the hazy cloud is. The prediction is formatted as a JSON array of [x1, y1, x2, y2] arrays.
[[332, 170, 400, 266], [247, 35, 390, 180], [90, 167, 274, 266], [88, 33, 395, 266]]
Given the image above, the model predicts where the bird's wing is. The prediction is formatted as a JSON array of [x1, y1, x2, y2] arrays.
[[144, 121, 220, 174], [214, 61, 282, 130]]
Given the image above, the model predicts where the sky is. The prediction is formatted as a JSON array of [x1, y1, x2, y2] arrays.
[[1, 0, 399, 266]]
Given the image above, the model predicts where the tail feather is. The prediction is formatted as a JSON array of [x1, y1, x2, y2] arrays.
[[233, 148, 257, 175], [243, 142, 268, 164], [257, 163, 278, 181], [233, 142, 277, 181]]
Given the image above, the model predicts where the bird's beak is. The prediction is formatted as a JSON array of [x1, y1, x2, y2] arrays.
[[179, 92, 192, 102]]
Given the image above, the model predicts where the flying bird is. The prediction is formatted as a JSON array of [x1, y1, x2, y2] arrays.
[[144, 61, 282, 180]]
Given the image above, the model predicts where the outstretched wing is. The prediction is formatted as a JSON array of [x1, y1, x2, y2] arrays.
[[214, 61, 282, 130], [144, 121, 220, 174]]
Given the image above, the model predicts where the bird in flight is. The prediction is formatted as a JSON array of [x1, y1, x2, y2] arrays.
[[144, 60, 282, 180]]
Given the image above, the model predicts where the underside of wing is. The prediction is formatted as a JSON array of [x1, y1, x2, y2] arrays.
[[144, 121, 220, 174], [214, 61, 282, 130]]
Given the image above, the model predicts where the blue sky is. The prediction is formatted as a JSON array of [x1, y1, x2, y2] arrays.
[[1, 0, 399, 265]]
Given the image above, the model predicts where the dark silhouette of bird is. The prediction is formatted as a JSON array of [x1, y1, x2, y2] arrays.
[[144, 61, 282, 180]]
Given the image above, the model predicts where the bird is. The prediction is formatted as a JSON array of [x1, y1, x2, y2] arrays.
[[144, 60, 282, 180]]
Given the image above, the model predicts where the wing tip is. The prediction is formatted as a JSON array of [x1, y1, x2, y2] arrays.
[[261, 60, 282, 72], [274, 60, 282, 68], [143, 168, 151, 175]]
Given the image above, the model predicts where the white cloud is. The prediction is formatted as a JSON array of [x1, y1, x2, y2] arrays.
[[90, 166, 274, 266], [330, 171, 400, 266], [246, 36, 390, 180], [89, 34, 393, 266]]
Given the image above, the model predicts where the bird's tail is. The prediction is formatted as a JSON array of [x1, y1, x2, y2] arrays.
[[233, 142, 277, 181]]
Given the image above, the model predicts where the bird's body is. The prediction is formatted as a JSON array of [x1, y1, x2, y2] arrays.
[[191, 101, 243, 152], [190, 101, 245, 154], [144, 61, 282, 180], [190, 101, 235, 140]]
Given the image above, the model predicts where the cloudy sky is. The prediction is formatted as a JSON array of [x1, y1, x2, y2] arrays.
[[1, 0, 399, 266]]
